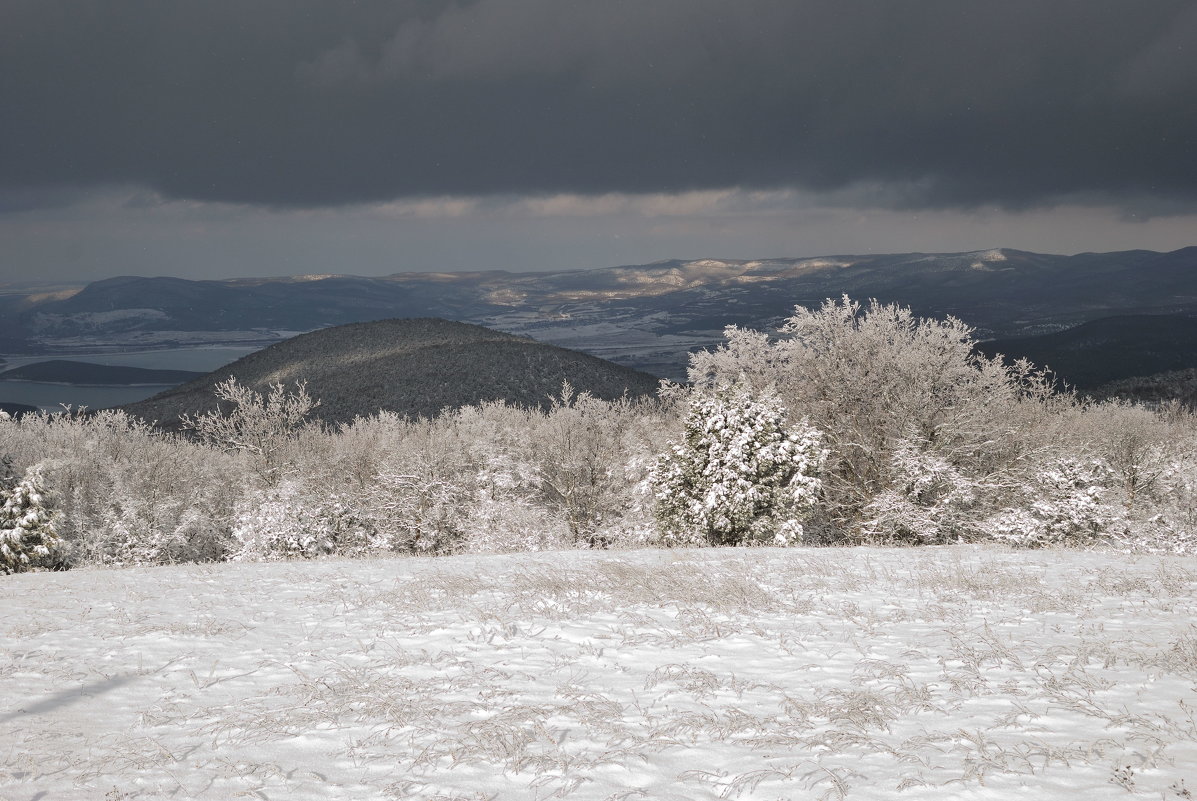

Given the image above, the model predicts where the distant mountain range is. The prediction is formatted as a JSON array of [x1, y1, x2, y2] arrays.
[[3, 246, 1197, 383], [118, 318, 661, 427]]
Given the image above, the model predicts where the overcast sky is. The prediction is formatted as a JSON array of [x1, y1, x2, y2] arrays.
[[3, 0, 1196, 283]]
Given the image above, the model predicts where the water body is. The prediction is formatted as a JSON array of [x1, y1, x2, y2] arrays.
[[0, 345, 261, 411], [0, 381, 179, 411]]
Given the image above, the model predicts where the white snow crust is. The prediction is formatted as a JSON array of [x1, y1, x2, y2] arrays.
[[3, 546, 1197, 800]]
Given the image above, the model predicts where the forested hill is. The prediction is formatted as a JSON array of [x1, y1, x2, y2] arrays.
[[976, 314, 1197, 389], [117, 318, 661, 427]]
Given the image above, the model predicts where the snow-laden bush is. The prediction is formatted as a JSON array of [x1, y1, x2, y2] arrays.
[[77, 449, 240, 566], [459, 490, 571, 553], [1106, 451, 1197, 554], [1114, 514, 1197, 555], [860, 437, 980, 544], [323, 394, 671, 555], [526, 385, 654, 547], [90, 502, 227, 567], [0, 453, 17, 492], [345, 412, 479, 555], [0, 409, 245, 566], [1, 465, 64, 574], [229, 481, 370, 561], [983, 458, 1118, 547], [688, 295, 1063, 537], [593, 453, 666, 549], [181, 377, 318, 486], [362, 470, 471, 554], [651, 389, 826, 546], [1069, 399, 1179, 510]]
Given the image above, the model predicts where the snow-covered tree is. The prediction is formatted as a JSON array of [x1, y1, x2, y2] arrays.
[[181, 377, 318, 485], [229, 480, 367, 561], [688, 295, 1061, 536], [1, 466, 64, 574], [860, 437, 980, 544], [983, 458, 1117, 547], [651, 389, 826, 546], [0, 453, 17, 492]]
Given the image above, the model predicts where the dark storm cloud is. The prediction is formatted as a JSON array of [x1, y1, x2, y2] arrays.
[[3, 0, 1195, 210]]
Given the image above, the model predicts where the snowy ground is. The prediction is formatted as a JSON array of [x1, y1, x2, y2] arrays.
[[3, 546, 1197, 800]]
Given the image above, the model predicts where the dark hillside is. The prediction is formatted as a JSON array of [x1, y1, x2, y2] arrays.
[[0, 402, 38, 417], [976, 314, 1197, 389], [117, 318, 660, 427], [1094, 369, 1197, 407]]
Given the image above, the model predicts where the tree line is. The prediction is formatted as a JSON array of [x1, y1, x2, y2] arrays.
[[4, 296, 1196, 573]]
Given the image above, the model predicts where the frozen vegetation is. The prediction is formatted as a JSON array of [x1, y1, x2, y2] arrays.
[[3, 547, 1197, 799], [4, 296, 1197, 570]]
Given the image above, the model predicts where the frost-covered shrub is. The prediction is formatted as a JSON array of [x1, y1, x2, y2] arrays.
[[229, 481, 370, 561], [0, 410, 244, 566], [594, 453, 667, 549], [346, 412, 480, 554], [0, 453, 17, 492], [525, 385, 669, 546], [1, 466, 64, 574], [1071, 400, 1178, 511], [1113, 514, 1197, 555], [363, 471, 470, 554], [327, 394, 671, 555], [181, 377, 318, 486], [688, 296, 1063, 537], [1107, 451, 1197, 554], [983, 458, 1118, 547], [78, 450, 240, 566], [651, 389, 826, 546], [459, 491, 571, 553], [860, 438, 980, 544]]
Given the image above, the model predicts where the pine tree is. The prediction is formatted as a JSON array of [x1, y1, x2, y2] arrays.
[[1, 466, 64, 574], [651, 389, 826, 546]]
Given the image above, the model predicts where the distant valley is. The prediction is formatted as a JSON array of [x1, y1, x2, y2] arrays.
[[3, 247, 1197, 401]]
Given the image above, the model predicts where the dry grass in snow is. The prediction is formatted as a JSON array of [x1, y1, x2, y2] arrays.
[[3, 546, 1197, 800]]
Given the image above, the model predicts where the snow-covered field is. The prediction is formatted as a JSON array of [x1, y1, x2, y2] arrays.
[[3, 546, 1197, 800]]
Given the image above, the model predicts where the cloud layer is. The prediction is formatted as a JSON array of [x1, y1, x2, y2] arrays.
[[4, 0, 1196, 211]]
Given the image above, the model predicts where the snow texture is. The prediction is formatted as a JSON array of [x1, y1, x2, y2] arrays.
[[3, 546, 1197, 800]]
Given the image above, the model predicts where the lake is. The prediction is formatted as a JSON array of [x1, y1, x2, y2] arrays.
[[0, 346, 260, 411]]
